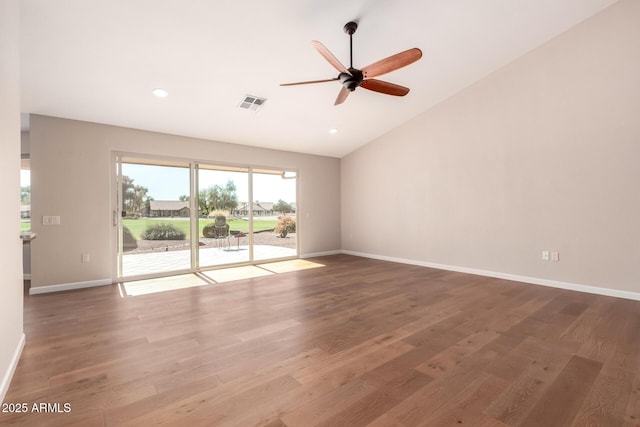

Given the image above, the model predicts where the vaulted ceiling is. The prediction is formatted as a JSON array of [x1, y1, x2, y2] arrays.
[[20, 0, 617, 157]]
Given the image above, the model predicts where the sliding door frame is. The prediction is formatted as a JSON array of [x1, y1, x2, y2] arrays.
[[112, 151, 299, 283]]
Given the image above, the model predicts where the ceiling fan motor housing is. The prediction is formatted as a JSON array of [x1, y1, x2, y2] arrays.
[[340, 68, 363, 91]]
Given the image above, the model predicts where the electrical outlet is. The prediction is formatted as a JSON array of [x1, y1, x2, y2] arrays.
[[81, 253, 90, 263], [542, 251, 550, 261], [551, 251, 559, 262]]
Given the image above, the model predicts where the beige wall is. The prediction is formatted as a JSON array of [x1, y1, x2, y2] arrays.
[[342, 0, 640, 294], [30, 116, 341, 289], [0, 0, 24, 402]]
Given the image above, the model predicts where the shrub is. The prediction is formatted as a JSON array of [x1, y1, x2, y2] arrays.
[[208, 210, 228, 218], [141, 223, 186, 240], [275, 216, 296, 238], [202, 222, 218, 238], [123, 225, 138, 249], [202, 215, 229, 238]]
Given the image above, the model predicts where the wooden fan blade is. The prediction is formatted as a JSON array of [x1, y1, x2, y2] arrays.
[[361, 79, 410, 96], [334, 87, 350, 105], [280, 77, 339, 86], [312, 40, 350, 74], [362, 48, 422, 79]]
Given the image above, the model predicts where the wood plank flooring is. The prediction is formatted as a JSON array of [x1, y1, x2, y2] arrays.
[[2, 254, 639, 426]]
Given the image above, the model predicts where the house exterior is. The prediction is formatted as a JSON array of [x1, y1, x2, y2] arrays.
[[144, 200, 190, 217], [232, 201, 293, 217], [231, 202, 249, 217], [20, 204, 30, 218], [255, 202, 274, 216]]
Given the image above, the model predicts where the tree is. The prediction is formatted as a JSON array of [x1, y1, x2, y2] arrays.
[[143, 196, 154, 215], [217, 180, 238, 212], [131, 185, 149, 213], [198, 186, 220, 216], [121, 175, 150, 215], [179, 195, 189, 201], [198, 180, 238, 216], [273, 199, 292, 214], [21, 185, 31, 204], [121, 176, 135, 213]]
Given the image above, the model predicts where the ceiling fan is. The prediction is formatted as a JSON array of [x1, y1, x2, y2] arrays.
[[281, 21, 422, 106]]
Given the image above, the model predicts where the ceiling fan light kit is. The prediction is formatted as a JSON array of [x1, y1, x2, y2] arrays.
[[281, 21, 422, 105]]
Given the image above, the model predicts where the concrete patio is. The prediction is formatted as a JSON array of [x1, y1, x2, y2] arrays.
[[122, 244, 296, 277]]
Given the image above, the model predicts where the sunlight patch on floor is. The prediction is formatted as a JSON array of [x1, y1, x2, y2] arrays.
[[122, 259, 326, 297], [123, 274, 209, 296], [259, 259, 325, 274], [202, 265, 274, 283]]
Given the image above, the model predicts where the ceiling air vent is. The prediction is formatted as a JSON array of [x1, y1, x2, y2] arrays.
[[239, 95, 267, 112]]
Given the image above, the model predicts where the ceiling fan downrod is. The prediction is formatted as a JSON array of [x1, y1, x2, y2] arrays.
[[341, 21, 362, 91], [343, 21, 358, 69]]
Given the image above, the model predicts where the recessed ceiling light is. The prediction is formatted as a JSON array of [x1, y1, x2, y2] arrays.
[[329, 128, 338, 134], [152, 88, 168, 98]]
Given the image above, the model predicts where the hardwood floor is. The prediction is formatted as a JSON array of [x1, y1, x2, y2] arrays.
[[2, 254, 639, 426]]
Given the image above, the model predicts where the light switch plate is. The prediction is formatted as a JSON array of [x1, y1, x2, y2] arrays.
[[42, 215, 61, 225]]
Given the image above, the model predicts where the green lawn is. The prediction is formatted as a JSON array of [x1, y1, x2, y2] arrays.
[[122, 218, 276, 240]]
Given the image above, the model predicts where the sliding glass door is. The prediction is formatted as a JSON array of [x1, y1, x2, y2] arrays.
[[252, 169, 297, 262], [117, 158, 192, 278], [116, 154, 298, 280]]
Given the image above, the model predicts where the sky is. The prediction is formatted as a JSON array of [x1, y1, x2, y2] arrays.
[[121, 163, 296, 203], [21, 170, 30, 186]]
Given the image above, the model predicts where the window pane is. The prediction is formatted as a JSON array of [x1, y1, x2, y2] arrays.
[[20, 160, 31, 233], [197, 166, 250, 267], [120, 162, 191, 277]]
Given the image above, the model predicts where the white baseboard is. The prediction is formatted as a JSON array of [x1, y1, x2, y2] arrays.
[[0, 333, 25, 404], [341, 250, 640, 302], [29, 278, 113, 295], [24, 253, 640, 302], [301, 250, 343, 259]]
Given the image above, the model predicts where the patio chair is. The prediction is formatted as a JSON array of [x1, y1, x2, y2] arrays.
[[213, 215, 230, 248]]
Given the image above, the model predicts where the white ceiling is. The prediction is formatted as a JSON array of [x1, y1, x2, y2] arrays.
[[20, 0, 617, 158]]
